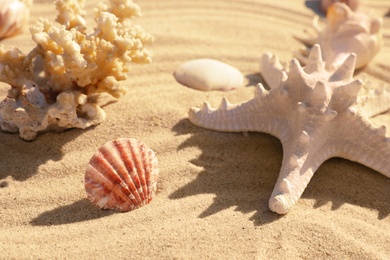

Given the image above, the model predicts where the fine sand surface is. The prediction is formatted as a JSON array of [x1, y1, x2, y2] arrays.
[[1, 0, 390, 259]]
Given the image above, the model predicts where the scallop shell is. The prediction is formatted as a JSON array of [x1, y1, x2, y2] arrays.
[[0, 0, 30, 39], [85, 138, 159, 212], [174, 59, 244, 91]]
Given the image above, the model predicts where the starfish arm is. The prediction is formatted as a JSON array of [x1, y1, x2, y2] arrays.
[[188, 84, 290, 141], [260, 53, 286, 89], [330, 113, 390, 178], [358, 82, 390, 118], [269, 133, 329, 214]]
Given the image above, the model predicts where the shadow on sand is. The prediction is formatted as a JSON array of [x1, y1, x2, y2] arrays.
[[169, 119, 389, 224], [0, 127, 93, 182], [30, 198, 115, 226]]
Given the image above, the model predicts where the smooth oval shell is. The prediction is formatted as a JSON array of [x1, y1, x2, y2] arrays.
[[174, 58, 244, 91], [85, 138, 159, 212]]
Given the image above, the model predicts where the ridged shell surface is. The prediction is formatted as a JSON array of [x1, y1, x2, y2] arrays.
[[0, 0, 30, 39], [85, 138, 159, 212]]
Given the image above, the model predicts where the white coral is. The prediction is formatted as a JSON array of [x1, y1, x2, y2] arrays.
[[0, 0, 153, 140]]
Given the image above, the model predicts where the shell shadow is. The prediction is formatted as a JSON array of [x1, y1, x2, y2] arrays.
[[171, 119, 390, 223], [30, 198, 115, 226], [0, 127, 93, 182]]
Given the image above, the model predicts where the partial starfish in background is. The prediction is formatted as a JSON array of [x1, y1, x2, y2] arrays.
[[294, 2, 382, 72], [189, 45, 390, 214]]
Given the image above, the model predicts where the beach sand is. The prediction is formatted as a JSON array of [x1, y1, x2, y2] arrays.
[[1, 0, 390, 258]]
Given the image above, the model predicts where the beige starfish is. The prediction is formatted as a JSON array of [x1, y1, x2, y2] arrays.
[[188, 45, 390, 214]]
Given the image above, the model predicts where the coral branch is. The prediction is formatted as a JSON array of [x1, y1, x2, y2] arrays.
[[0, 0, 153, 140]]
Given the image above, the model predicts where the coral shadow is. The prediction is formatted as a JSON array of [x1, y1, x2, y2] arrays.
[[0, 127, 92, 182], [170, 119, 389, 224], [30, 198, 115, 226]]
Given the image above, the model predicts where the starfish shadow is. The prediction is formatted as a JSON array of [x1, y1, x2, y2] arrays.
[[170, 119, 284, 225], [302, 158, 390, 220], [0, 127, 92, 182], [30, 198, 115, 226], [171, 119, 390, 223], [245, 72, 264, 87]]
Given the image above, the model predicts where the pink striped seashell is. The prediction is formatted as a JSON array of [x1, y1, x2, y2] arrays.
[[85, 138, 159, 212]]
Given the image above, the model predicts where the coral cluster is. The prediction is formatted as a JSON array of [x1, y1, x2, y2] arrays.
[[0, 0, 153, 140]]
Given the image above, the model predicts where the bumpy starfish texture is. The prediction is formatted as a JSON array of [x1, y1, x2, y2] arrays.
[[189, 45, 390, 214]]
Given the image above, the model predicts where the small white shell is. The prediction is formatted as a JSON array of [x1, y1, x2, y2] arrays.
[[174, 59, 244, 91], [0, 0, 30, 39], [85, 138, 159, 212]]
